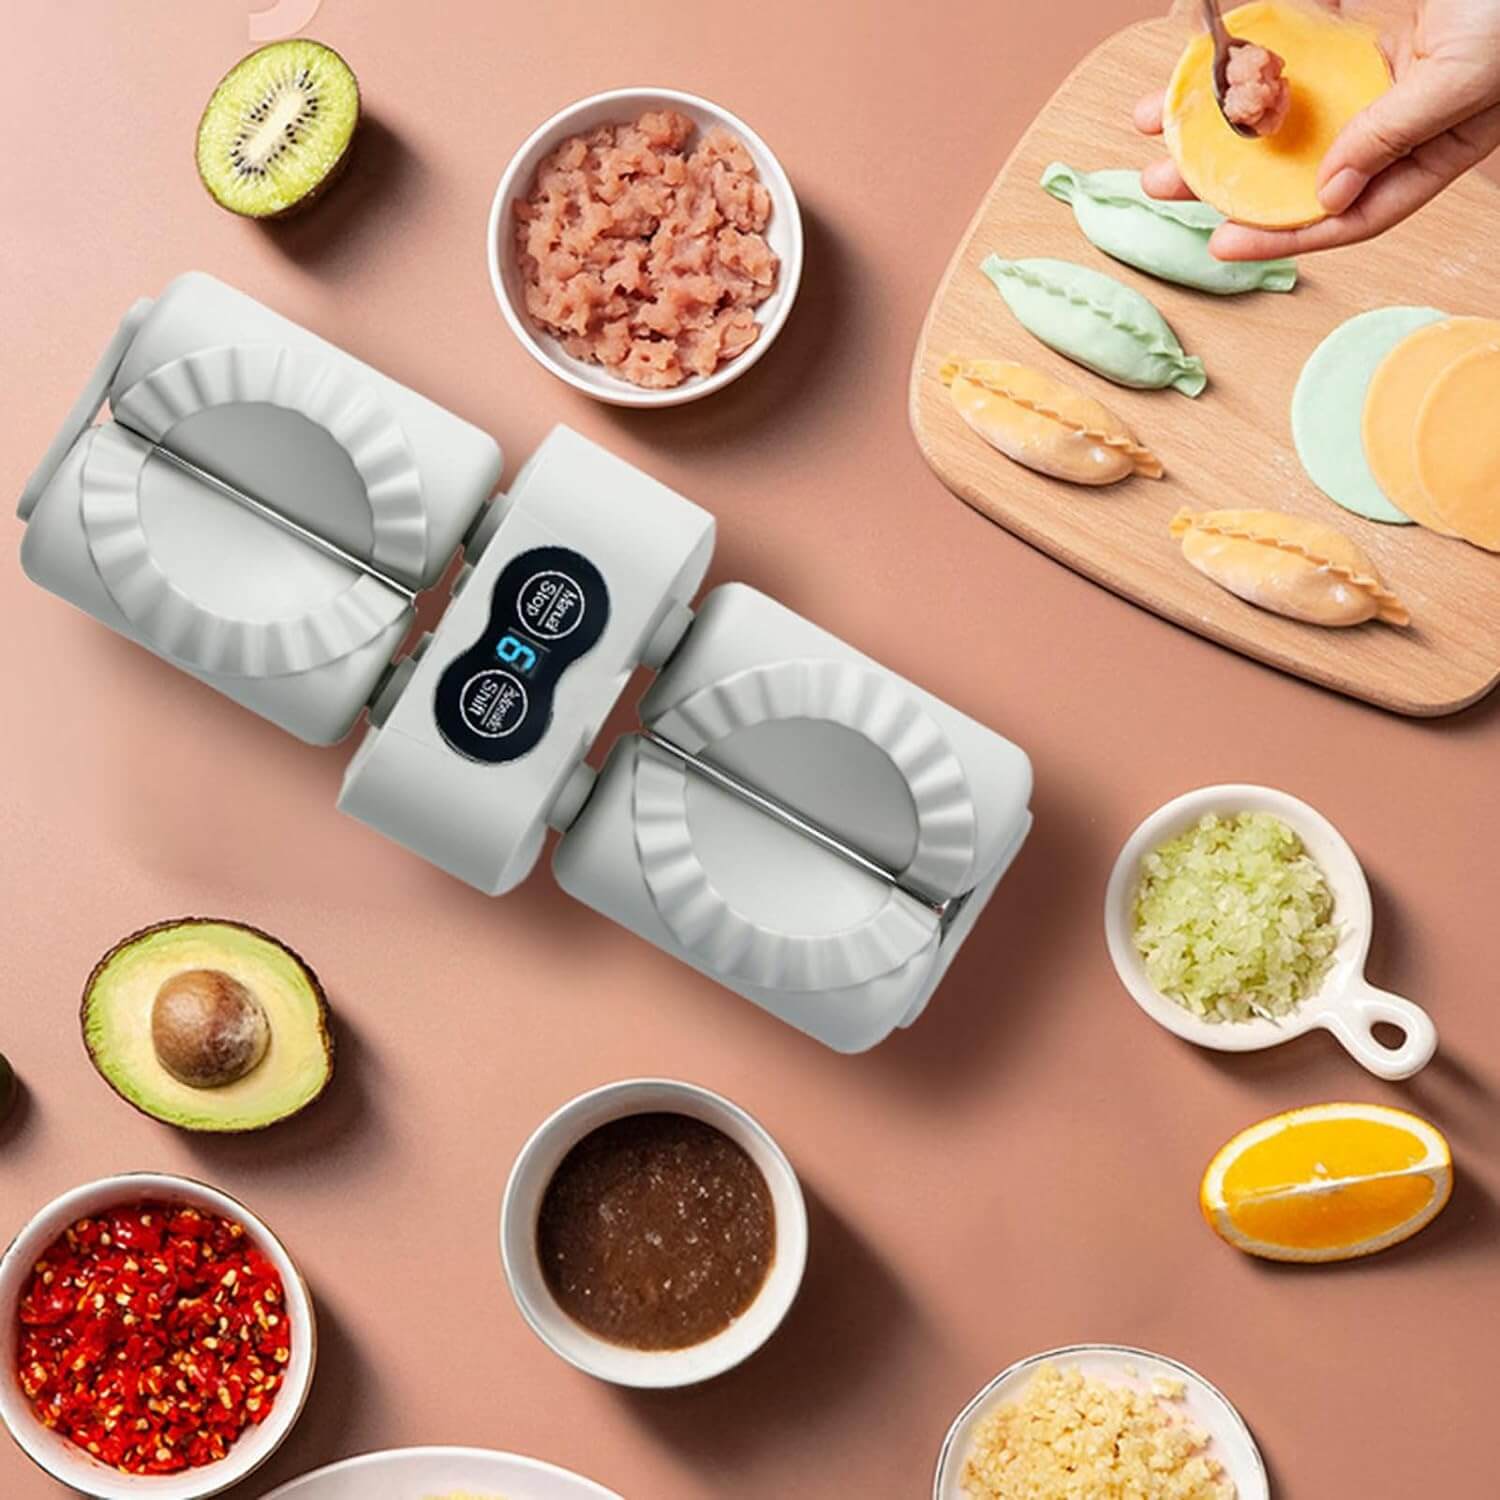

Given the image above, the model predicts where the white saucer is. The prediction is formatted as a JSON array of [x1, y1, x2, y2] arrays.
[[933, 1344, 1268, 1500]]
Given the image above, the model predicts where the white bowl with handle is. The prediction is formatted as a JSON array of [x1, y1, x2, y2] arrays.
[[1105, 784, 1437, 1080]]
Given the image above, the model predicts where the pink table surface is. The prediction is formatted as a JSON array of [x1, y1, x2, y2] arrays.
[[2, 2, 1497, 1497]]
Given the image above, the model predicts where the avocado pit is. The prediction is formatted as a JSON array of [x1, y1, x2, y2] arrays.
[[151, 968, 271, 1088]]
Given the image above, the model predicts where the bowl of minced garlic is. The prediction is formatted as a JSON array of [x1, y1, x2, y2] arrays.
[[934, 1347, 1268, 1500], [1105, 783, 1438, 1080]]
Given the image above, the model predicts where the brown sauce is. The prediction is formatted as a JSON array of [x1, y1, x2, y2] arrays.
[[536, 1111, 776, 1351]]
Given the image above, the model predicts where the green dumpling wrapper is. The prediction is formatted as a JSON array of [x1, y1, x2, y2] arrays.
[[980, 254, 1208, 396], [1040, 163, 1297, 296]]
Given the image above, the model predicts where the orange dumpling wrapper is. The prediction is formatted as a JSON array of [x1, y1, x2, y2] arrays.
[[1163, 0, 1391, 228], [1414, 344, 1500, 551], [1362, 317, 1500, 537]]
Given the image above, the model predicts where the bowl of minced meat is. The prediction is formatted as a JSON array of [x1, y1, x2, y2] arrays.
[[489, 88, 803, 406]]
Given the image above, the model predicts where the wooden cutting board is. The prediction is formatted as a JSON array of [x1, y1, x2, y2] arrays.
[[909, 12, 1500, 717]]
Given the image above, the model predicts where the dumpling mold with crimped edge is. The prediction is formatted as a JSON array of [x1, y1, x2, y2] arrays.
[[17, 272, 1033, 1053], [1104, 784, 1437, 1080]]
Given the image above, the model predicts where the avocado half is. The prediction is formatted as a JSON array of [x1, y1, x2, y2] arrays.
[[82, 918, 334, 1132]]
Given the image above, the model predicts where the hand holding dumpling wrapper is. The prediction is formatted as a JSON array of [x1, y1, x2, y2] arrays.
[[1139, 0, 1500, 258]]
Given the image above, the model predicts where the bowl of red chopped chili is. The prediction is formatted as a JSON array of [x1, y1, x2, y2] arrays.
[[0, 1172, 315, 1498]]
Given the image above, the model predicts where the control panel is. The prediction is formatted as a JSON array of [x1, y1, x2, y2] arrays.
[[433, 545, 609, 764]]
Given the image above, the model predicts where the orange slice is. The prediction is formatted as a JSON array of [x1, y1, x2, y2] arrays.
[[1413, 343, 1500, 550], [1200, 1102, 1452, 1262]]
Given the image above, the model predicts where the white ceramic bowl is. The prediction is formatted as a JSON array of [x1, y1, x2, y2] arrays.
[[1105, 783, 1437, 1080], [933, 1344, 1268, 1499], [0, 1173, 316, 1500], [487, 87, 804, 407], [500, 1078, 807, 1387]]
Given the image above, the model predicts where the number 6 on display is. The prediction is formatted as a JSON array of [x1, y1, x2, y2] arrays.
[[496, 634, 538, 673]]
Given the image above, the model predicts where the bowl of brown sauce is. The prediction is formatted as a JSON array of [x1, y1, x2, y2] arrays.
[[500, 1079, 807, 1387]]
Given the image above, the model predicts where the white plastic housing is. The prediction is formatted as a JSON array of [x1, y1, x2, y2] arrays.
[[107, 273, 501, 592], [21, 426, 414, 745], [338, 426, 715, 893], [640, 584, 1034, 903], [15, 273, 1037, 1053], [553, 585, 1034, 1051], [18, 273, 502, 745]]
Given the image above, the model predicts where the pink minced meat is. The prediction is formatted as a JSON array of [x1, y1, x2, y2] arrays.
[[1223, 42, 1291, 136], [515, 110, 779, 389]]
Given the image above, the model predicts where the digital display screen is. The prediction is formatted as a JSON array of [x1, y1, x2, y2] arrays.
[[433, 545, 609, 766], [495, 630, 547, 679]]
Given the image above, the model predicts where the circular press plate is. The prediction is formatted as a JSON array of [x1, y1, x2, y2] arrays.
[[635, 661, 981, 993], [79, 424, 408, 678]]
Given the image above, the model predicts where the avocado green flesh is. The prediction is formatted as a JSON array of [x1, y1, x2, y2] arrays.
[[84, 922, 330, 1132]]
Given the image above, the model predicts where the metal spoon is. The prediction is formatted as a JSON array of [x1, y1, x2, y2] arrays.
[[1202, 0, 1258, 137]]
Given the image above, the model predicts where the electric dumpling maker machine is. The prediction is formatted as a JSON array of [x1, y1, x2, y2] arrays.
[[18, 272, 1034, 1052]]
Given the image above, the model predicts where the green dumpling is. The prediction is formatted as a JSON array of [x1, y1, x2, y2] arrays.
[[980, 254, 1207, 396], [1041, 163, 1297, 296]]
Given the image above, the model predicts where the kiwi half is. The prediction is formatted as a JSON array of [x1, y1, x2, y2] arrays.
[[196, 39, 359, 218]]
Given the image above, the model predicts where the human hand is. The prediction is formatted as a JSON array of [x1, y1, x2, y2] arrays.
[[1134, 0, 1500, 258]]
